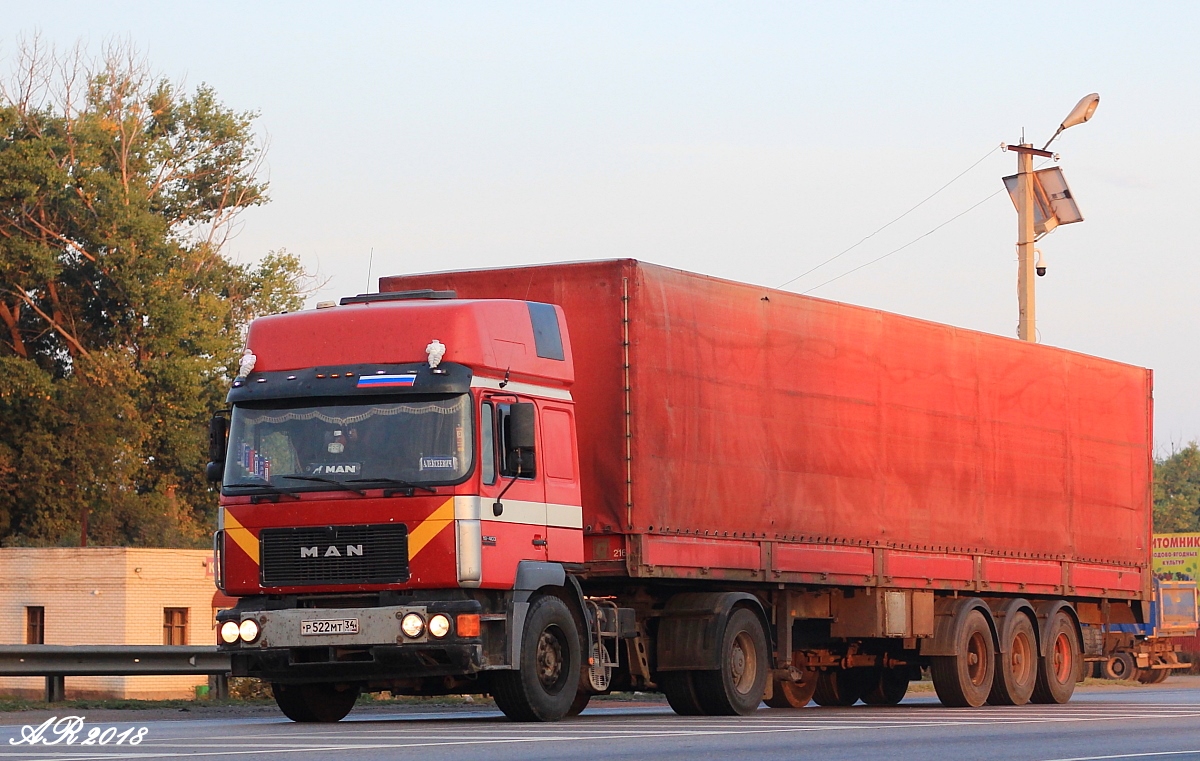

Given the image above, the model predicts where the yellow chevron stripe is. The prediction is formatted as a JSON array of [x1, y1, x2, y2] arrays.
[[408, 498, 455, 561], [223, 508, 260, 566]]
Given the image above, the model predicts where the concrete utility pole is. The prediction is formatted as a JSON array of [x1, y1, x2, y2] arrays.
[[1011, 143, 1051, 342]]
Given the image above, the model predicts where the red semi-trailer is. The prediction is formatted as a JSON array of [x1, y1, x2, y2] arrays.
[[210, 259, 1156, 722]]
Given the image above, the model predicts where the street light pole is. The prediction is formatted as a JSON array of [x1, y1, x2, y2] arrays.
[[1007, 142, 1053, 341], [1006, 93, 1099, 343], [1016, 144, 1037, 342]]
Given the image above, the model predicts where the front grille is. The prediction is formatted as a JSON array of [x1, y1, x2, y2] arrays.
[[260, 523, 409, 587]]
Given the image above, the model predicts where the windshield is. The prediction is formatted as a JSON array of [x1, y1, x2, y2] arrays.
[[223, 395, 473, 491]]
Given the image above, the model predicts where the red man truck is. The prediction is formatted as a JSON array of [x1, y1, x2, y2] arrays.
[[210, 259, 1162, 722]]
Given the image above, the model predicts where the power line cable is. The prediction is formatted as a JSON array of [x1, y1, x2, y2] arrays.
[[800, 156, 1056, 294], [801, 189, 1005, 294], [777, 144, 1001, 290]]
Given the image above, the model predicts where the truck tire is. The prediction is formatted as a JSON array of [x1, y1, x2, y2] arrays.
[[492, 594, 581, 722], [764, 669, 818, 708], [861, 668, 909, 706], [931, 608, 995, 707], [565, 690, 591, 717], [271, 683, 359, 723], [692, 607, 769, 715], [661, 671, 706, 715], [1031, 610, 1080, 704], [812, 669, 864, 706], [1137, 666, 1169, 685], [988, 612, 1037, 706], [1102, 652, 1135, 680]]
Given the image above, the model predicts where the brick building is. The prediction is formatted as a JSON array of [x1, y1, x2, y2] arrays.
[[0, 548, 227, 699]]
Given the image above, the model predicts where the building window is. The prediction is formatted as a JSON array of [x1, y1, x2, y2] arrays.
[[163, 608, 189, 645], [26, 607, 44, 644]]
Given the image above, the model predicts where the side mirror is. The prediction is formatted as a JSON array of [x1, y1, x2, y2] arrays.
[[206, 415, 228, 483], [506, 403, 536, 476], [509, 403, 536, 451]]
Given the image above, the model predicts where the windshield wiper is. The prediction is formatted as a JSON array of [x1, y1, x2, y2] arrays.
[[345, 477, 438, 495], [279, 475, 368, 496], [222, 482, 301, 501]]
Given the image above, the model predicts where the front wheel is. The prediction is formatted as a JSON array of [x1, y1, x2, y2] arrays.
[[491, 594, 582, 722], [1101, 652, 1135, 681], [271, 683, 360, 723]]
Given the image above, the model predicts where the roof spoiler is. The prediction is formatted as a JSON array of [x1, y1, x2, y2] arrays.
[[339, 289, 457, 305]]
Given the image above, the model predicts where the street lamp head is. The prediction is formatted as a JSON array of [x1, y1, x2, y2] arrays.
[[1042, 93, 1100, 150], [1060, 93, 1100, 131]]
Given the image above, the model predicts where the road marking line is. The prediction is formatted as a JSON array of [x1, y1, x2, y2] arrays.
[[1040, 752, 1200, 761], [8, 711, 1200, 761]]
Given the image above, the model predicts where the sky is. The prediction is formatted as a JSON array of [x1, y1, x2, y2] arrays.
[[6, 1, 1199, 450]]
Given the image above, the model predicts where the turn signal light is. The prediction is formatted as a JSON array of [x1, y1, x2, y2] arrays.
[[456, 614, 481, 638]]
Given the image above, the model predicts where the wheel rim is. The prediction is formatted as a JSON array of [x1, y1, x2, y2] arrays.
[[1010, 630, 1033, 685], [1052, 632, 1072, 683], [535, 625, 567, 693], [730, 631, 758, 695], [1110, 655, 1129, 679], [966, 630, 988, 686]]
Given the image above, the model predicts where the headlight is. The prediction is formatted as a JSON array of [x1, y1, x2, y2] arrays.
[[220, 620, 240, 644], [239, 618, 260, 643], [428, 613, 451, 638], [400, 612, 425, 639]]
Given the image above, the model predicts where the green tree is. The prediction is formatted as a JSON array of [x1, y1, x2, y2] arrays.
[[0, 39, 305, 546], [1154, 443, 1200, 534]]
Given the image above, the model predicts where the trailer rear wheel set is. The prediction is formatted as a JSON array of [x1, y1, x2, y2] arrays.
[[650, 594, 1084, 717]]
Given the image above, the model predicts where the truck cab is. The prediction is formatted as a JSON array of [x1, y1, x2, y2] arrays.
[[210, 291, 592, 721]]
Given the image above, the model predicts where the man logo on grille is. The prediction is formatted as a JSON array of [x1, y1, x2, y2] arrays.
[[299, 545, 364, 558]]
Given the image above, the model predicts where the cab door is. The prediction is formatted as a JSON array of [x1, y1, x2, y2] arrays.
[[479, 398, 547, 574]]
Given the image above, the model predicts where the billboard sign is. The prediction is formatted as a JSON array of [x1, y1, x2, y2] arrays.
[[1152, 533, 1200, 581]]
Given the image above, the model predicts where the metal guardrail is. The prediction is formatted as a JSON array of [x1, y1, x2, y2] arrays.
[[0, 646, 232, 703]]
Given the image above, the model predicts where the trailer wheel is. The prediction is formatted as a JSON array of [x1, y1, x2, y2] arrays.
[[492, 594, 581, 722], [1101, 652, 1135, 680], [988, 612, 1038, 705], [692, 607, 769, 715], [661, 671, 706, 715], [271, 683, 360, 723], [812, 669, 864, 706], [931, 607, 995, 707], [1031, 610, 1080, 704], [861, 668, 910, 706], [764, 668, 818, 708]]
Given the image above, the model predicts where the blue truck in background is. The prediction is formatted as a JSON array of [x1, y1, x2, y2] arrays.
[[1089, 578, 1199, 682]]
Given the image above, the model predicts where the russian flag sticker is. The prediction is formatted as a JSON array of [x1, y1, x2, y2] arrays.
[[356, 373, 417, 388]]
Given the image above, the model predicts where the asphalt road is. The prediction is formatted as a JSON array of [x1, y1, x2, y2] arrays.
[[4, 683, 1200, 761]]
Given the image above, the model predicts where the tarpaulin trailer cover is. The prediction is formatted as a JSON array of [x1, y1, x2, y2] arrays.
[[381, 260, 1152, 596]]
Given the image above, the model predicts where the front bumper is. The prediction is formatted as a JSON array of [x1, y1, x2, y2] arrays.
[[219, 601, 485, 683]]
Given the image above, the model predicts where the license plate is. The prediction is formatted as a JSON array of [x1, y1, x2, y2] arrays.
[[300, 618, 360, 636]]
